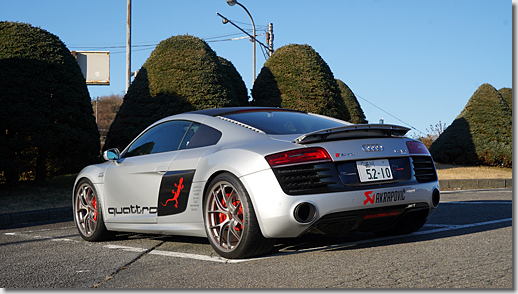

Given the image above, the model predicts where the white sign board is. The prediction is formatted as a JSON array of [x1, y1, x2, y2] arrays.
[[72, 51, 110, 85]]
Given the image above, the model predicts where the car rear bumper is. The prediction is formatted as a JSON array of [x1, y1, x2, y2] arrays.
[[241, 169, 440, 238]]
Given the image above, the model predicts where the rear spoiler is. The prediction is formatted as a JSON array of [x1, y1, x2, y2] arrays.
[[294, 124, 411, 144]]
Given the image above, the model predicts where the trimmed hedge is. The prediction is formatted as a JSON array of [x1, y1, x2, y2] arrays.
[[104, 35, 245, 151], [0, 21, 100, 184], [219, 56, 249, 106], [430, 83, 512, 167], [251, 44, 351, 121], [336, 79, 367, 124], [498, 87, 512, 110]]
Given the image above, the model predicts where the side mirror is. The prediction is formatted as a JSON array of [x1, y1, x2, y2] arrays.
[[103, 148, 121, 161]]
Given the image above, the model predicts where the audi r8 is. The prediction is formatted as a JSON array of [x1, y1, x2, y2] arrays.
[[73, 107, 440, 259]]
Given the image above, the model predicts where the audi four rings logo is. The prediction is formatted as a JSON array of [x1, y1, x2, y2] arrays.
[[362, 144, 383, 152]]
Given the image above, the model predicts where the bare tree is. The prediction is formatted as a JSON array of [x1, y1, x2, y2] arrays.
[[92, 94, 123, 148]]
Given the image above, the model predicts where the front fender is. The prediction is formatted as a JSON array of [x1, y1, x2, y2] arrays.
[[72, 162, 112, 213]]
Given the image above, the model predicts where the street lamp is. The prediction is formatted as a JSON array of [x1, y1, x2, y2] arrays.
[[226, 0, 256, 84]]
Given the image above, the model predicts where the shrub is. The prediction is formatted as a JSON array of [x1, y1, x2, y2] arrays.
[[251, 44, 350, 121], [219, 57, 249, 106], [498, 87, 512, 110], [0, 21, 100, 184], [336, 79, 367, 124], [104, 35, 244, 151], [430, 83, 512, 167]]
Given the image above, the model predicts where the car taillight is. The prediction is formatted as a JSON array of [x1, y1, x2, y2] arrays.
[[406, 141, 430, 155], [266, 147, 332, 168]]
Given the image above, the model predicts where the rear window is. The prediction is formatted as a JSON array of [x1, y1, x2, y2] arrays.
[[223, 111, 346, 135]]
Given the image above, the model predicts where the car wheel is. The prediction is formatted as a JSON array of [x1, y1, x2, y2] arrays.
[[203, 173, 275, 259], [74, 178, 113, 241]]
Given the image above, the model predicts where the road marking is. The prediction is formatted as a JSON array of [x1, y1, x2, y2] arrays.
[[103, 244, 148, 252], [3, 231, 79, 243], [3, 203, 512, 264], [149, 250, 256, 263], [441, 201, 512, 204]]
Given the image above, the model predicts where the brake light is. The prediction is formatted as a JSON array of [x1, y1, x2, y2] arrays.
[[406, 141, 430, 155], [266, 147, 332, 167]]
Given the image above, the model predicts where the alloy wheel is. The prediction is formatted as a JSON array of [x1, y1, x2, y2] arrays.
[[205, 181, 244, 252]]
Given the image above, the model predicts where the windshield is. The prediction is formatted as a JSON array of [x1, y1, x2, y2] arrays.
[[223, 111, 347, 135]]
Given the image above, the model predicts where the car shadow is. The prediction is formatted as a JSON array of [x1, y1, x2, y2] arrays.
[[110, 231, 210, 245], [87, 200, 512, 260], [269, 200, 511, 256]]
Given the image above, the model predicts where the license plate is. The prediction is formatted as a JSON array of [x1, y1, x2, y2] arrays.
[[356, 159, 393, 182]]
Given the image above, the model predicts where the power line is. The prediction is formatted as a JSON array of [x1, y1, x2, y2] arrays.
[[355, 94, 425, 134], [68, 23, 270, 53]]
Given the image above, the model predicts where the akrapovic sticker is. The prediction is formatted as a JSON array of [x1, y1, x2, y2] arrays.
[[363, 189, 405, 205]]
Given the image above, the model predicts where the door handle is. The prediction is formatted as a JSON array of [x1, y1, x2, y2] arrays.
[[155, 166, 168, 174]]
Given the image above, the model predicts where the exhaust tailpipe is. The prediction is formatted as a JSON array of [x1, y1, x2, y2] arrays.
[[294, 202, 317, 224]]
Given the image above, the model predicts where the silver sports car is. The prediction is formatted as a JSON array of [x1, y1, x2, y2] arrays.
[[73, 107, 440, 259]]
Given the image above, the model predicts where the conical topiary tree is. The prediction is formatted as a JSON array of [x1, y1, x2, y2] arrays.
[[219, 56, 249, 106], [104, 35, 244, 151], [498, 87, 512, 111], [251, 44, 351, 121], [430, 83, 512, 167], [336, 79, 367, 124], [0, 21, 100, 184]]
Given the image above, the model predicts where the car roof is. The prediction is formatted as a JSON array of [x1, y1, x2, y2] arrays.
[[186, 107, 306, 117]]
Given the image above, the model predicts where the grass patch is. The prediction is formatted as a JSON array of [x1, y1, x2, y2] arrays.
[[0, 174, 76, 214], [435, 163, 512, 180]]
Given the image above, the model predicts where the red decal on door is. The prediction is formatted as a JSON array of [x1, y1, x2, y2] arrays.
[[160, 177, 184, 208]]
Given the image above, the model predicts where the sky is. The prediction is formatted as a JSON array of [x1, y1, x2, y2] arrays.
[[1, 0, 513, 137]]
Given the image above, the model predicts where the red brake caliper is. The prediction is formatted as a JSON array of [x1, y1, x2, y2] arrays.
[[92, 197, 98, 221]]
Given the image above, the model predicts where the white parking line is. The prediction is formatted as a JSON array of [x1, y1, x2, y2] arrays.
[[3, 203, 512, 264], [149, 250, 255, 263], [441, 201, 512, 204], [4, 231, 80, 243], [103, 244, 148, 253]]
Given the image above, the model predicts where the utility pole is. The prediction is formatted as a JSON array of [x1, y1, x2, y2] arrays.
[[126, 0, 131, 93], [266, 23, 274, 56], [225, 0, 256, 83]]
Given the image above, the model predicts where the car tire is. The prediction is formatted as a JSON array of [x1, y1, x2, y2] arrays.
[[74, 178, 113, 242], [203, 173, 275, 259]]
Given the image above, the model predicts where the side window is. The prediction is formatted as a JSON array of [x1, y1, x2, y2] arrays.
[[181, 124, 222, 149], [124, 120, 193, 158]]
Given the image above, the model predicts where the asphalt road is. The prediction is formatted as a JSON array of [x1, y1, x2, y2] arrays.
[[0, 188, 512, 289]]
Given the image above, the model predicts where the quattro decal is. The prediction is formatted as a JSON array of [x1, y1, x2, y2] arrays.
[[108, 205, 157, 217], [363, 189, 405, 205], [157, 170, 195, 216]]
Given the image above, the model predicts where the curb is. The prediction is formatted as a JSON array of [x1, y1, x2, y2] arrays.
[[439, 179, 513, 190], [0, 179, 512, 229], [0, 207, 72, 229]]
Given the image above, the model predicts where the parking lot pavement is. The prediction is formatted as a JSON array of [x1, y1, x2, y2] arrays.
[[0, 179, 512, 229]]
